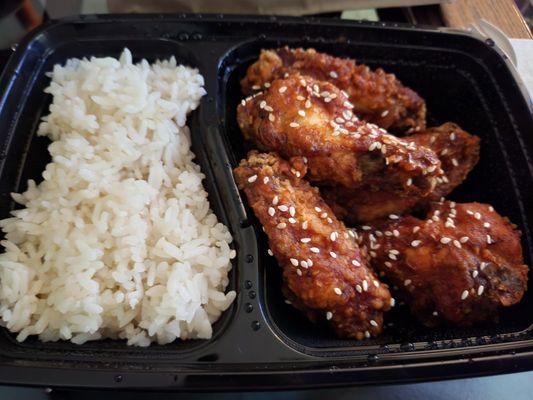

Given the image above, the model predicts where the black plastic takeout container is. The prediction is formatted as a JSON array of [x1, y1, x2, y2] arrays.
[[0, 13, 531, 390]]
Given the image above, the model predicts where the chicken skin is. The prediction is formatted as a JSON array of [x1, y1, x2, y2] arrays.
[[323, 123, 480, 224], [241, 47, 426, 133], [358, 201, 528, 326], [234, 151, 392, 339], [237, 73, 441, 197]]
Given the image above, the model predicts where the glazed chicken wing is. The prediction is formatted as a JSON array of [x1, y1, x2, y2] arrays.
[[323, 123, 480, 224], [234, 151, 392, 339], [241, 47, 426, 133], [359, 201, 528, 326], [237, 73, 441, 197]]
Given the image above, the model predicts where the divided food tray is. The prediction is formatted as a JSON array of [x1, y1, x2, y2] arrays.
[[0, 14, 532, 390]]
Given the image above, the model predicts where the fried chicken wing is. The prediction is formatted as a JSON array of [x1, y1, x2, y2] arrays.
[[241, 47, 426, 133], [323, 123, 480, 224], [359, 201, 528, 326], [234, 151, 392, 339], [237, 73, 441, 197]]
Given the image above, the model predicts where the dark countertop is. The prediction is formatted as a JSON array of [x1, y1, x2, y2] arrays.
[[2, 370, 533, 399]]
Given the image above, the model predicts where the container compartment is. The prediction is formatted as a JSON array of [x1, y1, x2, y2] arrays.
[[0, 38, 240, 360], [220, 38, 533, 353]]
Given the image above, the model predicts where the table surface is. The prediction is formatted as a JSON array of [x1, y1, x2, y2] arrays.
[[0, 1, 532, 398]]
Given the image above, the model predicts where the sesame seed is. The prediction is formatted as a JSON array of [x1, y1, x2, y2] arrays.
[[268, 207, 275, 216], [348, 230, 356, 238], [307, 259, 313, 267], [310, 247, 320, 253], [388, 253, 397, 260], [373, 280, 380, 288], [272, 196, 279, 205], [300, 238, 311, 243], [334, 287, 342, 295], [285, 300, 291, 305], [247, 175, 258, 183], [460, 236, 469, 243], [279, 86, 287, 93], [277, 222, 286, 229], [289, 122, 300, 128], [278, 205, 288, 212], [330, 232, 337, 241], [427, 165, 437, 173], [264, 105, 273, 112], [441, 149, 448, 156], [288, 218, 297, 224], [315, 207, 321, 212], [381, 110, 389, 117], [296, 269, 302, 276], [404, 279, 412, 286], [453, 240, 462, 249], [264, 82, 271, 88], [302, 221, 308, 230], [440, 237, 452, 244], [289, 206, 296, 217], [480, 262, 488, 271], [451, 158, 459, 167], [461, 290, 469, 300], [411, 240, 422, 247], [326, 311, 333, 320], [252, 85, 260, 90], [290, 258, 299, 266], [298, 110, 306, 117], [389, 214, 399, 220], [329, 71, 338, 78], [393, 230, 400, 237], [330, 251, 337, 258], [300, 260, 308, 268], [296, 95, 305, 101], [364, 331, 371, 338], [320, 212, 328, 219], [344, 100, 353, 108], [406, 178, 413, 186], [369, 251, 377, 258], [472, 270, 479, 278], [477, 285, 485, 296], [484, 222, 491, 228], [450, 202, 456, 208], [241, 99, 246, 106], [356, 285, 363, 293], [384, 261, 392, 268], [466, 210, 474, 215], [268, 113, 275, 122], [259, 100, 266, 109], [489, 206, 494, 212], [361, 225, 371, 231], [263, 177, 270, 184], [390, 249, 400, 255], [300, 79, 307, 86], [432, 311, 438, 316], [324, 97, 332, 103], [352, 259, 361, 267], [267, 249, 273, 256], [450, 132, 456, 140], [474, 212, 481, 220], [368, 320, 378, 328], [363, 280, 369, 291], [486, 235, 492, 244], [432, 215, 440, 222], [413, 226, 420, 233]]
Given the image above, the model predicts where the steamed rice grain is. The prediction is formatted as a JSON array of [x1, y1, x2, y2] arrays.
[[0, 49, 236, 346]]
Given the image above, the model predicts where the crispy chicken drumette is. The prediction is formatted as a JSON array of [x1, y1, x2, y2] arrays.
[[241, 47, 426, 133], [323, 123, 480, 224], [359, 201, 528, 326], [234, 151, 393, 339], [237, 73, 441, 197]]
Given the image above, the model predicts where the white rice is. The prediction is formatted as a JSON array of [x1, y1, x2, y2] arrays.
[[0, 49, 236, 346]]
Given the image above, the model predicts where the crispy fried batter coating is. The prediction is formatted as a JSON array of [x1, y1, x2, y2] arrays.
[[234, 151, 392, 339], [241, 47, 426, 133], [359, 201, 528, 326], [323, 123, 480, 224], [237, 73, 441, 197]]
